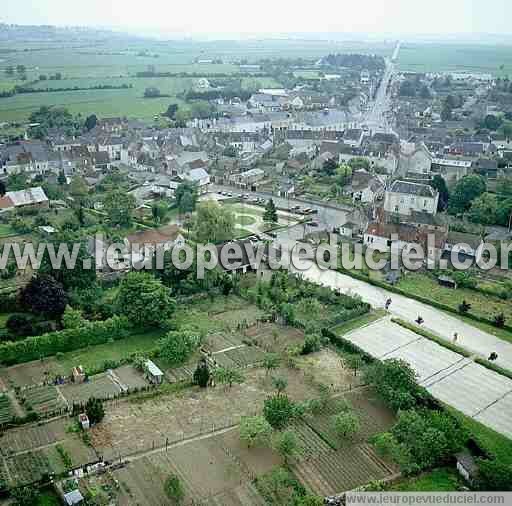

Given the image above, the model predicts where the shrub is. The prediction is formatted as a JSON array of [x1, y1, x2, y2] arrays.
[[263, 394, 296, 429], [493, 313, 506, 328], [301, 334, 321, 355], [458, 300, 471, 314], [164, 474, 185, 504]]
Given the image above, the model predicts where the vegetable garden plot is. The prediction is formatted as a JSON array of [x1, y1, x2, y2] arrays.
[[244, 323, 305, 353], [5, 448, 64, 487], [0, 394, 14, 425], [205, 333, 242, 353], [292, 443, 396, 496], [224, 346, 266, 367], [20, 385, 67, 416], [59, 373, 121, 404], [111, 365, 149, 390], [0, 418, 70, 455]]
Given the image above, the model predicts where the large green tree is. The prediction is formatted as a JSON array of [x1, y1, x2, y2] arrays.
[[239, 415, 273, 448], [116, 272, 175, 327], [448, 175, 487, 215], [159, 329, 201, 366], [263, 199, 278, 224], [20, 274, 68, 318], [175, 181, 198, 214], [193, 201, 234, 244], [468, 192, 498, 225], [104, 190, 136, 227]]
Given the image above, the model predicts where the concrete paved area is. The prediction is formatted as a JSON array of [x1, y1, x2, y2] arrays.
[[344, 319, 512, 439], [297, 264, 512, 371]]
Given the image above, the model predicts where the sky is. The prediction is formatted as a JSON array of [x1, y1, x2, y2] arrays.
[[1, 0, 511, 37]]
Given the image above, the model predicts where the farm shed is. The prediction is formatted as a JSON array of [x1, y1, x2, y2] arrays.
[[455, 451, 479, 484], [79, 413, 90, 430], [438, 275, 456, 289], [144, 360, 164, 384], [63, 489, 84, 505]]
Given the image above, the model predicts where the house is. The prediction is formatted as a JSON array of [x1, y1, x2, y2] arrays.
[[444, 231, 483, 263], [230, 168, 265, 188], [91, 151, 111, 171], [0, 186, 49, 212], [473, 158, 498, 178], [455, 451, 479, 485], [448, 142, 486, 157], [144, 359, 164, 384], [399, 142, 432, 175], [338, 221, 359, 238], [364, 221, 446, 262], [383, 180, 439, 217], [216, 239, 262, 275], [182, 167, 211, 194], [431, 158, 471, 183], [349, 171, 385, 204], [343, 129, 365, 148]]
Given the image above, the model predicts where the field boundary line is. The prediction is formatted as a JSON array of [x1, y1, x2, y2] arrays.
[[123, 424, 239, 464], [472, 387, 512, 418]]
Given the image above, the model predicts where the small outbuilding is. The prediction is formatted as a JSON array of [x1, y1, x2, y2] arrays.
[[78, 413, 90, 430], [455, 451, 479, 485], [72, 365, 86, 383], [144, 359, 164, 385], [63, 489, 84, 505], [438, 275, 457, 289]]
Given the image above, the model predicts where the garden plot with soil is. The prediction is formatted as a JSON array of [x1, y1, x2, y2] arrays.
[[243, 323, 305, 354], [18, 385, 68, 417], [90, 365, 328, 460], [59, 372, 122, 405], [0, 357, 66, 389], [99, 428, 274, 506]]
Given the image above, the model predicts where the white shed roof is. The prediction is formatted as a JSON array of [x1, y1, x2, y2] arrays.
[[145, 359, 164, 377]]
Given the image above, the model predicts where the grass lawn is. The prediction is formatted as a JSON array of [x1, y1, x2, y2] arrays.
[[235, 214, 257, 226], [397, 273, 512, 323], [389, 467, 462, 491], [0, 224, 15, 237], [448, 408, 512, 466], [224, 203, 264, 217], [331, 310, 386, 336], [56, 328, 166, 372]]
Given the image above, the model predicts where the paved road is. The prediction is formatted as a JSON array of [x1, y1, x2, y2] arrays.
[[294, 263, 512, 371], [363, 41, 400, 134]]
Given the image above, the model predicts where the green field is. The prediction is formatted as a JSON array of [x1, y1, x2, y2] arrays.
[[0, 224, 14, 237], [397, 273, 512, 328], [397, 43, 512, 76], [56, 328, 166, 372], [390, 468, 462, 491]]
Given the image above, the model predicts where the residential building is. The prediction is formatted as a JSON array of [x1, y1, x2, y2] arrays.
[[0, 186, 49, 212], [383, 180, 439, 217]]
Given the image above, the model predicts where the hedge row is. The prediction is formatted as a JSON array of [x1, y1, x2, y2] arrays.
[[0, 316, 131, 366], [336, 268, 512, 333]]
